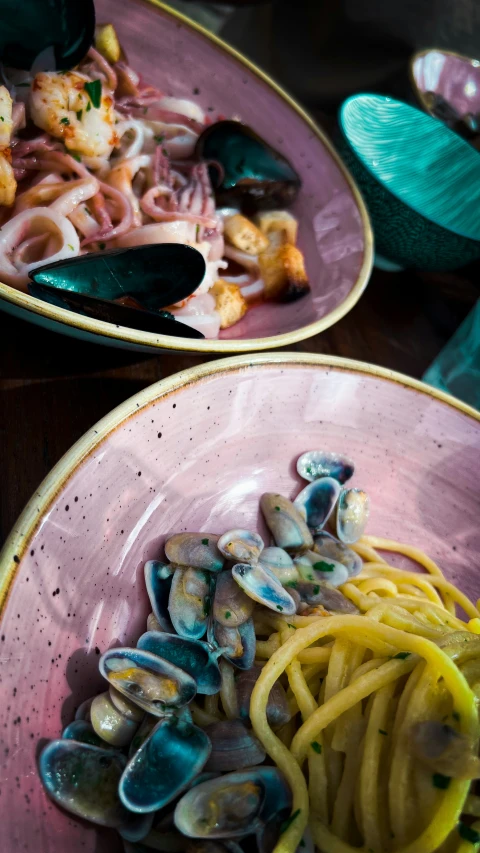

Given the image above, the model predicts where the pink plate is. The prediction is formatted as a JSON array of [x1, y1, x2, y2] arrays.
[[0, 0, 372, 353], [0, 353, 479, 852]]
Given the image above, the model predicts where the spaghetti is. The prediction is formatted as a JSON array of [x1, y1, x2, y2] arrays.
[[250, 536, 480, 853]]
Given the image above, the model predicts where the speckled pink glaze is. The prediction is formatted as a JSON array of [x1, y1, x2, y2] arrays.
[[413, 50, 480, 118], [91, 0, 369, 341], [1, 358, 479, 852]]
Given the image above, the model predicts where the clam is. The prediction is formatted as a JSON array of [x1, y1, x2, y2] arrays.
[[137, 631, 222, 695], [232, 563, 296, 615], [217, 529, 264, 565], [110, 685, 146, 722], [214, 617, 256, 671], [195, 121, 301, 213], [62, 719, 114, 750], [258, 547, 299, 585], [297, 451, 355, 485], [118, 810, 155, 844], [174, 767, 292, 839], [213, 570, 255, 627], [260, 493, 313, 553], [99, 647, 197, 717], [90, 691, 140, 748], [294, 550, 349, 588], [147, 612, 163, 633], [204, 720, 266, 772], [144, 560, 175, 633], [314, 531, 362, 577], [119, 715, 211, 813], [74, 695, 93, 721], [165, 533, 224, 572], [30, 242, 207, 319], [236, 666, 291, 729], [258, 819, 314, 853], [294, 477, 341, 532], [128, 714, 157, 759], [169, 567, 214, 640], [336, 488, 370, 544], [296, 581, 359, 614], [39, 739, 129, 827]]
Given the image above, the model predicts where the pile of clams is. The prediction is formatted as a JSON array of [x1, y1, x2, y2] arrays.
[[38, 450, 369, 852]]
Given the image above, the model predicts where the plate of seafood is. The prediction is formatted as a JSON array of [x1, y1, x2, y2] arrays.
[[1, 352, 479, 853], [0, 0, 372, 352]]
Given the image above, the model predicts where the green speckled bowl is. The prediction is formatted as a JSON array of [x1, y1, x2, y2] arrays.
[[338, 94, 480, 271]]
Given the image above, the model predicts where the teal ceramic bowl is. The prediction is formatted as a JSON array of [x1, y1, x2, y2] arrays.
[[338, 94, 480, 270]]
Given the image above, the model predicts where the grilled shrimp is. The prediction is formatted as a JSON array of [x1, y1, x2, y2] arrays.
[[29, 72, 119, 159], [0, 86, 16, 206], [0, 86, 13, 150]]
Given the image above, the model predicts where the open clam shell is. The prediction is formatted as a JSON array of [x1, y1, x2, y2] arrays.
[[214, 617, 256, 671], [165, 534, 224, 572], [294, 477, 341, 532], [232, 562, 296, 615], [204, 720, 266, 772], [294, 550, 349, 588], [258, 547, 299, 585], [296, 450, 355, 484], [236, 666, 291, 729], [144, 560, 175, 633], [169, 567, 214, 640], [119, 716, 211, 813], [314, 531, 362, 577], [213, 570, 255, 627], [260, 493, 313, 553], [217, 529, 264, 565], [336, 488, 370, 544], [99, 647, 197, 717], [62, 719, 115, 750], [137, 631, 222, 696], [90, 691, 140, 748]]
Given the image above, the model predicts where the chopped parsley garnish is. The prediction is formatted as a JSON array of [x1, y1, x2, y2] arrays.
[[276, 605, 283, 612], [313, 561, 335, 573], [313, 585, 320, 595], [225, 611, 231, 619], [86, 101, 92, 112], [67, 244, 74, 251], [286, 580, 298, 589], [275, 506, 281, 511], [311, 741, 322, 754], [458, 823, 480, 844], [307, 573, 314, 582], [393, 652, 410, 660], [280, 809, 301, 835], [98, 242, 106, 250], [432, 773, 450, 790], [143, 106, 148, 114], [16, 82, 30, 87], [154, 134, 165, 144], [60, 117, 70, 125], [84, 79, 102, 109], [378, 729, 388, 736], [452, 711, 461, 722], [76, 109, 83, 121], [287, 624, 296, 630], [72, 153, 82, 162], [201, 538, 209, 545], [0, 116, 4, 122]]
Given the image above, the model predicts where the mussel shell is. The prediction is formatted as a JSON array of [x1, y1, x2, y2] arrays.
[[213, 570, 255, 627], [174, 767, 292, 839], [90, 691, 140, 748], [137, 631, 222, 695], [215, 617, 256, 671], [296, 451, 355, 485], [258, 547, 299, 585], [232, 563, 296, 616], [99, 647, 197, 716], [30, 243, 207, 312], [39, 739, 129, 827], [195, 121, 301, 213], [144, 560, 175, 633], [260, 493, 313, 553], [119, 716, 211, 813], [62, 719, 116, 750], [169, 567, 214, 640], [296, 581, 359, 614], [336, 488, 370, 544], [204, 720, 266, 772], [28, 282, 205, 339], [1, 0, 95, 71], [293, 477, 341, 532], [314, 531, 362, 577], [217, 529, 264, 565], [294, 550, 349, 588], [236, 666, 291, 729], [165, 533, 224, 572]]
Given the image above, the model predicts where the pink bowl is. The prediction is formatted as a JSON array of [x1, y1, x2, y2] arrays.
[[0, 353, 479, 852], [0, 0, 372, 354], [411, 48, 480, 124]]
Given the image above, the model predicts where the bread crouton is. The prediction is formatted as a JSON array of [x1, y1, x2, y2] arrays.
[[211, 280, 248, 329], [255, 210, 298, 245], [95, 24, 121, 64], [224, 214, 270, 256], [258, 242, 310, 302]]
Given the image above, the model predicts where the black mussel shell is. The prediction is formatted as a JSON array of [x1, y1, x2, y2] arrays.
[[28, 283, 204, 339], [196, 121, 301, 213], [30, 243, 206, 310], [0, 0, 95, 71]]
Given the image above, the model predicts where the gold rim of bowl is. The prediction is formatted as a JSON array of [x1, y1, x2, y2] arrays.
[[0, 350, 478, 613], [0, 0, 374, 353]]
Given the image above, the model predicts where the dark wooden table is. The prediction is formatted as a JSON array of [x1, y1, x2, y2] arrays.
[[1, 261, 477, 544]]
